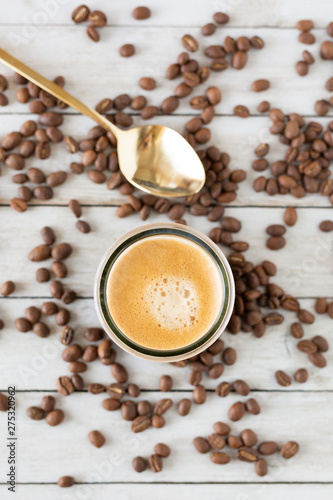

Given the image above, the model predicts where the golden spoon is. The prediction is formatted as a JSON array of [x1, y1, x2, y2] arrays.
[[0, 48, 205, 197]]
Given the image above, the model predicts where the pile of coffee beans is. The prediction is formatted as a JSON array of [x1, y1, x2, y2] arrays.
[[26, 395, 64, 426], [71, 6, 107, 43], [252, 110, 333, 202], [132, 443, 170, 473], [193, 420, 299, 475]]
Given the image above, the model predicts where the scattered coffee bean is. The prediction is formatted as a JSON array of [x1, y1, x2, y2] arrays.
[[58, 476, 75, 488], [88, 430, 105, 448], [132, 456, 146, 473]]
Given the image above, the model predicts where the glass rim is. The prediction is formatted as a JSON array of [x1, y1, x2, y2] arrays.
[[94, 223, 235, 362]]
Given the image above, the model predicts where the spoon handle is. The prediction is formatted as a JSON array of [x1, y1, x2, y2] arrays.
[[0, 47, 120, 137]]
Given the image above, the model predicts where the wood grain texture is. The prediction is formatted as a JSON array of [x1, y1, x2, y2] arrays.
[[0, 391, 333, 483], [0, 0, 332, 27], [0, 26, 332, 117], [0, 1, 332, 498], [0, 114, 332, 207], [1, 298, 331, 391], [1, 484, 332, 500]]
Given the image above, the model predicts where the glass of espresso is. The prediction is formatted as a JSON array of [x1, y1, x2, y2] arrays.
[[94, 223, 235, 362]]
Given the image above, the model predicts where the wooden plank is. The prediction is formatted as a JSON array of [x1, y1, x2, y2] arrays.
[[0, 391, 332, 483], [0, 297, 331, 391], [0, 206, 331, 298], [0, 26, 331, 118], [0, 483, 332, 500], [0, 114, 332, 207], [0, 0, 332, 28]]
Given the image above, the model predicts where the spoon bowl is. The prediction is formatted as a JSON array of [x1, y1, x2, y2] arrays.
[[0, 48, 206, 198], [117, 124, 205, 196]]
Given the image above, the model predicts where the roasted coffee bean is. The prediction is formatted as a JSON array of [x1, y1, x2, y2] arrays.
[[132, 6, 151, 19], [88, 10, 107, 27], [255, 458, 268, 476], [177, 398, 191, 416], [213, 12, 229, 24], [207, 433, 225, 450], [10, 198, 28, 213], [227, 435, 242, 449], [50, 280, 63, 299], [233, 104, 249, 118], [232, 51, 248, 69], [72, 5, 90, 23], [148, 454, 163, 473], [1, 280, 15, 296], [152, 443, 170, 458], [228, 401, 246, 421], [76, 220, 91, 233], [241, 429, 258, 447], [25, 306, 40, 324], [303, 50, 314, 64], [159, 375, 173, 392], [214, 422, 230, 436], [106, 383, 126, 400], [132, 456, 146, 473], [152, 414, 165, 428], [275, 370, 291, 386], [131, 95, 147, 110], [27, 406, 45, 420], [182, 34, 198, 52], [233, 380, 250, 396], [102, 398, 121, 411], [71, 374, 84, 391], [46, 126, 63, 143], [215, 381, 231, 398], [60, 326, 74, 345], [58, 476, 75, 488], [308, 351, 326, 368], [193, 385, 206, 404], [46, 171, 67, 187], [121, 400, 137, 421], [281, 441, 299, 459], [119, 43, 135, 57], [116, 204, 134, 218], [315, 298, 328, 314], [319, 220, 333, 232], [2, 132, 22, 150], [84, 328, 103, 342], [154, 398, 173, 415], [266, 236, 286, 250], [251, 35, 265, 48], [0, 393, 8, 411], [193, 436, 210, 454], [51, 261, 67, 279], [257, 101, 270, 113], [62, 344, 83, 362], [295, 61, 308, 76], [55, 309, 69, 327], [28, 244, 51, 262], [51, 243, 72, 261], [131, 415, 151, 433], [35, 268, 50, 283], [295, 368, 308, 383], [297, 309, 315, 324], [82, 345, 97, 363], [246, 398, 260, 415], [312, 335, 329, 352], [252, 79, 270, 92], [111, 363, 128, 383], [139, 77, 156, 91], [27, 167, 45, 184], [88, 430, 105, 448], [237, 446, 259, 462], [41, 395, 55, 412], [208, 363, 224, 379], [41, 301, 58, 316], [210, 452, 230, 465], [222, 347, 237, 365], [46, 409, 64, 426], [298, 339, 318, 354], [299, 32, 315, 44], [137, 400, 151, 416], [57, 376, 74, 396], [33, 186, 53, 200], [284, 207, 297, 226], [40, 226, 56, 245], [258, 441, 279, 455]]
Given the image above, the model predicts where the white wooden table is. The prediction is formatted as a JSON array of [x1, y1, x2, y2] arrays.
[[0, 0, 332, 498]]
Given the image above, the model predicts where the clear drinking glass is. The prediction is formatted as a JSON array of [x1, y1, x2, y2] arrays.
[[94, 223, 235, 362]]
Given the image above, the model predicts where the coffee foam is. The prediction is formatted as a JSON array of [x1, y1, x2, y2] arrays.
[[143, 277, 199, 330], [106, 235, 223, 350]]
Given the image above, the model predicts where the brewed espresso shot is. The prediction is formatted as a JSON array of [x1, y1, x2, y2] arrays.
[[106, 235, 223, 350], [94, 223, 235, 361]]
